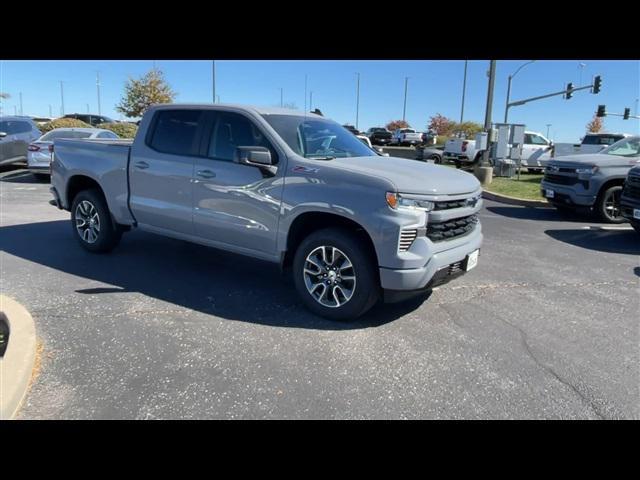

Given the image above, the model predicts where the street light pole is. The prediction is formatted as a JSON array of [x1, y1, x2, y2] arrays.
[[96, 71, 101, 115], [19, 92, 23, 115], [402, 77, 409, 122], [212, 60, 216, 103], [355, 72, 360, 130], [49, 105, 52, 117], [546, 124, 552, 139], [481, 60, 497, 168], [60, 81, 65, 116], [460, 60, 468, 123], [310, 91, 313, 111], [504, 60, 535, 123]]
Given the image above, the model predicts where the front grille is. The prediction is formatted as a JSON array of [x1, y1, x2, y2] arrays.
[[427, 214, 477, 242], [623, 175, 640, 200], [544, 173, 588, 189], [398, 229, 418, 252], [433, 199, 467, 210]]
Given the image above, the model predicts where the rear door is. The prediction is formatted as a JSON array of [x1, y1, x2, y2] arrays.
[[129, 108, 206, 235]]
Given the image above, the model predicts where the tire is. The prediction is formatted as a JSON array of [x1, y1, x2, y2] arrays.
[[428, 154, 441, 164], [595, 185, 625, 223], [70, 189, 122, 253], [292, 228, 380, 321]]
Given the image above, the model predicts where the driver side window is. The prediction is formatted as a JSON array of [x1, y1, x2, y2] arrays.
[[208, 112, 277, 163]]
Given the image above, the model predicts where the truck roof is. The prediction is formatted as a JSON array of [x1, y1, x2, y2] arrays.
[[148, 103, 324, 118]]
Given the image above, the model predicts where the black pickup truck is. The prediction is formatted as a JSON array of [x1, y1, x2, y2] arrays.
[[366, 127, 393, 145], [621, 165, 640, 234]]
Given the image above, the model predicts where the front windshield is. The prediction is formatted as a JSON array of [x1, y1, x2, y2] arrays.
[[263, 114, 378, 159], [601, 137, 640, 157], [40, 130, 93, 141]]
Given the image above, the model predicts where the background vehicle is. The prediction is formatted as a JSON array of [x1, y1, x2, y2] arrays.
[[366, 127, 393, 145], [541, 136, 640, 223], [620, 165, 640, 234], [0, 116, 42, 166], [551, 132, 631, 158], [29, 116, 53, 126], [50, 104, 483, 321], [63, 113, 116, 127], [417, 146, 443, 164], [443, 130, 552, 170], [28, 128, 119, 178], [342, 124, 360, 135], [392, 128, 422, 146], [421, 130, 437, 146]]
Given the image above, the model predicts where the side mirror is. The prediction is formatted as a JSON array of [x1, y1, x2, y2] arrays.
[[0, 132, 7, 138], [235, 146, 277, 175]]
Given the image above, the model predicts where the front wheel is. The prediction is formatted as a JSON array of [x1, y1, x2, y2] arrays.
[[71, 189, 122, 253], [596, 185, 625, 223], [293, 228, 380, 321], [428, 154, 442, 164]]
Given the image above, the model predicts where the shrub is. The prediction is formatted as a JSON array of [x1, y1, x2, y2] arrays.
[[37, 118, 91, 134], [97, 122, 138, 139]]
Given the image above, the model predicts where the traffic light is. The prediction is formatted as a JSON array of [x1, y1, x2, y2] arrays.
[[623, 107, 630, 120], [592, 75, 602, 94], [596, 105, 606, 117], [565, 82, 574, 99]]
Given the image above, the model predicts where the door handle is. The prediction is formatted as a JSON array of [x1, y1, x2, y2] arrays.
[[134, 161, 149, 169], [196, 169, 216, 179]]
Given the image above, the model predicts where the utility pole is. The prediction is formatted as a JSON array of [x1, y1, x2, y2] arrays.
[[96, 71, 101, 115], [60, 81, 65, 116], [355, 72, 360, 130], [481, 60, 497, 169], [280, 88, 283, 108], [460, 60, 468, 123], [19, 92, 23, 115], [212, 61, 216, 103], [310, 91, 313, 111], [402, 77, 409, 122], [546, 123, 552, 139]]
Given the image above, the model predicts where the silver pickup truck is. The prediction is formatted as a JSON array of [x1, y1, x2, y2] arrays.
[[50, 104, 483, 320], [541, 135, 640, 223]]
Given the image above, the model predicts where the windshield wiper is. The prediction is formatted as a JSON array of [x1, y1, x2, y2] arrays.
[[306, 155, 336, 160]]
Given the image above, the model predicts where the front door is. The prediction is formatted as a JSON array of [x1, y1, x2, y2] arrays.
[[192, 110, 284, 257]]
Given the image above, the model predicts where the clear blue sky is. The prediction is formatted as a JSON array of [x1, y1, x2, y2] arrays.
[[1, 60, 638, 142]]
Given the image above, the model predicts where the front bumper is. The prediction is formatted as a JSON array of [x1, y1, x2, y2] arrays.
[[540, 181, 596, 207], [379, 225, 482, 291], [443, 152, 471, 162], [620, 195, 640, 222]]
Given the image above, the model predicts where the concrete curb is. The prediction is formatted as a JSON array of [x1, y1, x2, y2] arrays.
[[482, 190, 552, 208], [0, 295, 37, 420]]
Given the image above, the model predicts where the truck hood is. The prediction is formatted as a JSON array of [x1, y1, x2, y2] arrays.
[[549, 153, 640, 168], [330, 156, 481, 195]]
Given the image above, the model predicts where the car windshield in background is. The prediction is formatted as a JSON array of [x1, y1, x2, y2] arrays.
[[41, 130, 93, 141], [263, 115, 376, 159], [582, 135, 623, 145], [601, 137, 640, 157]]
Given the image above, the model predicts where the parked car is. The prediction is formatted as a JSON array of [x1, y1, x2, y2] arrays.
[[29, 116, 53, 126], [417, 147, 443, 164], [392, 128, 422, 146], [50, 104, 483, 321], [443, 130, 552, 171], [356, 135, 388, 156], [366, 127, 393, 146], [0, 116, 42, 166], [541, 135, 640, 223], [621, 165, 640, 235], [551, 132, 631, 158], [63, 113, 116, 127], [27, 128, 119, 178], [342, 124, 360, 135], [421, 130, 437, 146]]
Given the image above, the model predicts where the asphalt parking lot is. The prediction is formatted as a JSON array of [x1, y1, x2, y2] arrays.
[[1, 165, 638, 419]]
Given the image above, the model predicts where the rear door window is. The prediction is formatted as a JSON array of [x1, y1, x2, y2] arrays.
[[148, 109, 204, 156]]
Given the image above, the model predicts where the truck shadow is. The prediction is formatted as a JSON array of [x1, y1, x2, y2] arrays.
[[0, 220, 427, 331], [544, 228, 640, 255], [0, 169, 47, 184]]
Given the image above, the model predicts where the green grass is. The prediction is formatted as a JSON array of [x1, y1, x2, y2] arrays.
[[485, 173, 544, 200]]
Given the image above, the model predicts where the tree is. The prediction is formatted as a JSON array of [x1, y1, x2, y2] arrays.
[[428, 113, 454, 135], [586, 115, 603, 133], [386, 120, 410, 131], [116, 68, 176, 119], [455, 121, 483, 138]]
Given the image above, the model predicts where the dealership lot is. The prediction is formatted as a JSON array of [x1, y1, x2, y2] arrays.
[[1, 166, 638, 419]]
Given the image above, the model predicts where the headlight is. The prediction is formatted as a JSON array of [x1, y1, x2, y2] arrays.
[[575, 165, 598, 175], [386, 192, 435, 211]]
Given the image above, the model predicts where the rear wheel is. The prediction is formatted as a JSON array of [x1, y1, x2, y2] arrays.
[[70, 189, 122, 253], [428, 154, 442, 164], [595, 185, 625, 223], [293, 228, 380, 321]]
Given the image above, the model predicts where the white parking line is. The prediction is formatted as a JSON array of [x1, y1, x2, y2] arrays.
[[582, 225, 633, 231]]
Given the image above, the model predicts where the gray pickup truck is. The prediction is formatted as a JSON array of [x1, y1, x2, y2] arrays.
[[50, 104, 483, 320], [540, 135, 640, 223]]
